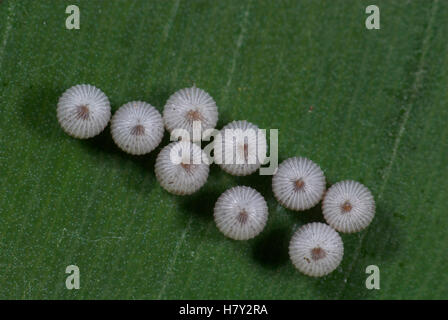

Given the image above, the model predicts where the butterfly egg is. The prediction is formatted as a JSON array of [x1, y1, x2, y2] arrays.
[[163, 87, 218, 141], [110, 101, 164, 155], [57, 84, 111, 139], [214, 186, 268, 240], [322, 180, 375, 233], [214, 120, 267, 176], [272, 157, 326, 211], [289, 222, 344, 277], [155, 141, 209, 195]]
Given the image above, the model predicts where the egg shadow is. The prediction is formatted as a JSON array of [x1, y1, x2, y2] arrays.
[[250, 203, 325, 270], [238, 153, 292, 200], [215, 112, 234, 129], [80, 128, 172, 196], [20, 84, 65, 140], [360, 201, 402, 263], [291, 203, 326, 226], [230, 170, 273, 201], [178, 165, 225, 223], [251, 227, 292, 269], [178, 189, 221, 224]]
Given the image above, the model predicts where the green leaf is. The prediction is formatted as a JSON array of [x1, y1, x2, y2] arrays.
[[0, 0, 447, 299]]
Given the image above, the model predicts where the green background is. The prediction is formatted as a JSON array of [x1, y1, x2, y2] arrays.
[[1, 0, 447, 299]]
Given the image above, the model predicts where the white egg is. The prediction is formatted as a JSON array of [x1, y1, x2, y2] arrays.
[[57, 84, 111, 139], [111, 101, 164, 155], [322, 180, 375, 233]]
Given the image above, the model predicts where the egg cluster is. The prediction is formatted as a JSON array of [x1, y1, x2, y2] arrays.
[[57, 84, 376, 278]]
